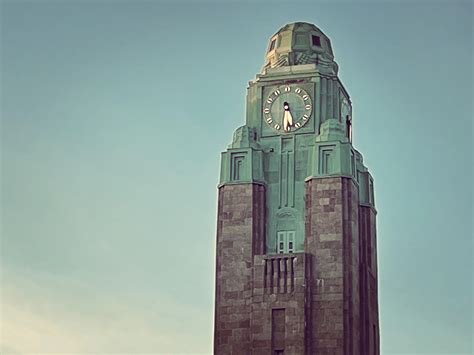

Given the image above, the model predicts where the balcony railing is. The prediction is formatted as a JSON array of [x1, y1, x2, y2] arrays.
[[263, 253, 305, 294]]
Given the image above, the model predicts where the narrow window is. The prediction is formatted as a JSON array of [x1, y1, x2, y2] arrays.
[[323, 151, 332, 174], [287, 231, 295, 253], [312, 35, 321, 46], [319, 146, 335, 175], [232, 156, 244, 181], [277, 232, 286, 254], [272, 309, 285, 353], [276, 231, 296, 253]]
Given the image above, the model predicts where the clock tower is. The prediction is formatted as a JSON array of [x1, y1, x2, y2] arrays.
[[214, 22, 379, 354]]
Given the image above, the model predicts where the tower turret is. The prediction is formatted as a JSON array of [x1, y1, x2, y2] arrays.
[[214, 22, 380, 355], [263, 22, 338, 75]]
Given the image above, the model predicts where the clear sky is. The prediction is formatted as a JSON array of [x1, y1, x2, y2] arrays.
[[1, 0, 472, 354]]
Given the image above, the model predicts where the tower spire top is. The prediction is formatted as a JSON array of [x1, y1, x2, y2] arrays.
[[263, 22, 337, 73]]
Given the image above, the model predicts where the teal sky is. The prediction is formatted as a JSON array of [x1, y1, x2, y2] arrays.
[[1, 0, 472, 354]]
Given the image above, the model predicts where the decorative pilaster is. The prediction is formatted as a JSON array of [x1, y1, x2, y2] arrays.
[[214, 183, 266, 354]]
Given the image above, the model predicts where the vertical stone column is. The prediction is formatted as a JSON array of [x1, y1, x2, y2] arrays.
[[359, 205, 380, 355], [305, 176, 360, 355], [214, 183, 265, 354]]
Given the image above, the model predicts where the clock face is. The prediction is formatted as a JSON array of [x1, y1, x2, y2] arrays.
[[263, 85, 312, 133]]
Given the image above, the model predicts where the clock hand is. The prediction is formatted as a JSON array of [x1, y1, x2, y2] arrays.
[[283, 101, 293, 131], [287, 110, 293, 126]]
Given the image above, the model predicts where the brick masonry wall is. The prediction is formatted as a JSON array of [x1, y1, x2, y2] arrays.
[[305, 176, 361, 355], [214, 183, 265, 354], [215, 178, 378, 354]]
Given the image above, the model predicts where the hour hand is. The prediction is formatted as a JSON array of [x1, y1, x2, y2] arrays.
[[283, 102, 293, 131]]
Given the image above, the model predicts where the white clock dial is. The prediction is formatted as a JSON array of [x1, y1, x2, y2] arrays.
[[262, 85, 312, 133]]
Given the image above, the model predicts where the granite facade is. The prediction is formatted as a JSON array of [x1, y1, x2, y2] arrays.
[[214, 183, 265, 354], [251, 253, 311, 354], [214, 178, 379, 354], [305, 176, 361, 355]]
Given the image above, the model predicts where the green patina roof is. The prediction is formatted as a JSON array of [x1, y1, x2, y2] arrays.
[[263, 22, 337, 73]]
